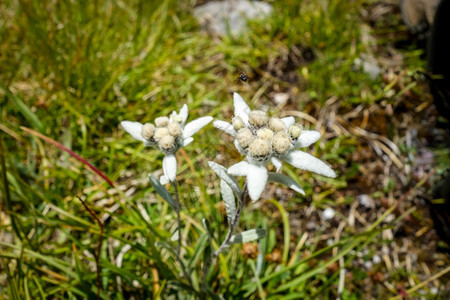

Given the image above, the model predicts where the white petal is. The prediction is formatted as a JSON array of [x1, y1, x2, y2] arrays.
[[169, 111, 177, 122], [271, 157, 283, 172], [281, 117, 295, 128], [234, 92, 250, 116], [213, 120, 237, 137], [182, 137, 193, 147], [237, 111, 249, 125], [179, 104, 188, 124], [246, 164, 268, 202], [160, 175, 170, 185], [182, 116, 212, 139], [234, 92, 250, 124], [268, 172, 305, 195], [283, 150, 336, 178], [295, 130, 321, 148], [228, 161, 249, 176], [163, 154, 177, 182], [121, 121, 145, 143]]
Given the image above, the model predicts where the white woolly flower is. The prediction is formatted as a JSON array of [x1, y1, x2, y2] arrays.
[[121, 104, 212, 182], [213, 92, 336, 202]]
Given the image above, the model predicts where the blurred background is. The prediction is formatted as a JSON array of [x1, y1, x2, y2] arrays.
[[0, 0, 449, 298]]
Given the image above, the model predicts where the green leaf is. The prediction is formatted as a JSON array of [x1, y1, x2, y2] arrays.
[[208, 161, 241, 196], [0, 83, 44, 132], [220, 179, 236, 225], [202, 218, 213, 239], [229, 229, 267, 244], [149, 175, 177, 210], [266, 199, 290, 265], [188, 233, 209, 269], [268, 172, 305, 195]]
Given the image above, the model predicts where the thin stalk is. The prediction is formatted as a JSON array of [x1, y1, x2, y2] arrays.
[[172, 180, 181, 256], [77, 196, 104, 300], [201, 184, 248, 292], [170, 245, 196, 294]]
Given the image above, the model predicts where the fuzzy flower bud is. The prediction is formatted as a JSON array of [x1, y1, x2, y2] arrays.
[[272, 131, 291, 155], [158, 135, 175, 151], [256, 128, 274, 140], [249, 138, 271, 160], [141, 123, 155, 140], [154, 127, 169, 141], [168, 122, 182, 137], [236, 128, 254, 148], [172, 114, 183, 123], [248, 110, 269, 128], [289, 123, 302, 139], [269, 118, 286, 132], [232, 116, 245, 131], [155, 116, 169, 127]]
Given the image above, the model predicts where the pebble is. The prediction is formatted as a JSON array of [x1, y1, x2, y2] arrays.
[[372, 254, 382, 264], [322, 208, 335, 220], [193, 0, 273, 36], [358, 194, 375, 208]]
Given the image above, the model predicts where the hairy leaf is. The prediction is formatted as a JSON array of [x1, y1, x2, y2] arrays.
[[220, 179, 236, 225], [229, 229, 267, 244]]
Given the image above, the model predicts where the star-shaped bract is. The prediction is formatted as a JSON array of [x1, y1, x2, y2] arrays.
[[122, 104, 212, 182], [214, 93, 336, 201]]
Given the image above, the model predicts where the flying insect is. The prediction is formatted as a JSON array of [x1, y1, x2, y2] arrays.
[[236, 72, 249, 84]]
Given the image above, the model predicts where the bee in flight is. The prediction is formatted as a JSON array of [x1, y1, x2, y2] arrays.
[[236, 72, 249, 84]]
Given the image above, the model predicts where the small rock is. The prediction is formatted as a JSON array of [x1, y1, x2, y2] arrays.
[[322, 208, 335, 220], [273, 93, 289, 105], [193, 0, 273, 36], [372, 254, 382, 264], [359, 194, 375, 209], [364, 261, 373, 269], [430, 287, 438, 295], [306, 221, 316, 230], [384, 214, 395, 223], [354, 57, 381, 80]]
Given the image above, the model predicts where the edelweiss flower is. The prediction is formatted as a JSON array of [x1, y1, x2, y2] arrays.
[[214, 93, 336, 201], [121, 105, 212, 182]]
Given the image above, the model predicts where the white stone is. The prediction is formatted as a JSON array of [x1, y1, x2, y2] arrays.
[[322, 208, 335, 220], [273, 93, 289, 105], [372, 254, 381, 264], [358, 194, 375, 208], [430, 287, 438, 295], [193, 0, 273, 36]]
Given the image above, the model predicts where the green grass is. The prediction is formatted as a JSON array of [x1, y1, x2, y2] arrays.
[[1, 0, 448, 298]]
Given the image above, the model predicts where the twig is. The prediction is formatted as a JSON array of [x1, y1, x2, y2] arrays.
[[389, 265, 450, 300], [77, 196, 104, 300]]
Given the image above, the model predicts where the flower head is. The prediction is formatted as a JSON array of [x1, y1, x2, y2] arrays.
[[121, 105, 212, 182], [214, 93, 336, 201]]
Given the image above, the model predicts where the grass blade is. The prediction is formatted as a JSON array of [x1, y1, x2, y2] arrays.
[[21, 126, 115, 187], [0, 83, 44, 132]]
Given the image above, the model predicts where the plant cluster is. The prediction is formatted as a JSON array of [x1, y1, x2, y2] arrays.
[[121, 92, 336, 296]]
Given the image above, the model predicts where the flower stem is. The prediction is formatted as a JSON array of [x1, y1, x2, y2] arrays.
[[201, 184, 248, 292], [172, 180, 181, 256]]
